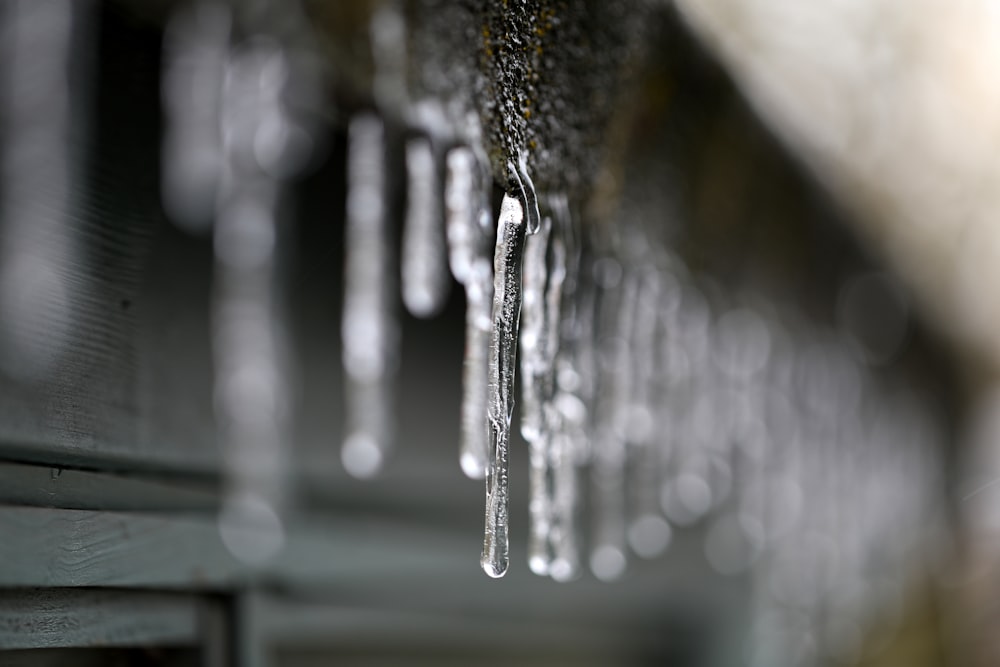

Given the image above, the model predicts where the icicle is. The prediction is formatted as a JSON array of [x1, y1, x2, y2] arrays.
[[549, 426, 581, 582], [401, 137, 449, 318], [548, 195, 585, 582], [660, 285, 714, 526], [213, 190, 288, 565], [543, 233, 568, 400], [526, 441, 553, 573], [590, 259, 636, 582], [213, 41, 298, 565], [370, 2, 407, 111], [549, 302, 590, 581], [481, 194, 527, 578], [445, 147, 493, 479], [445, 147, 478, 284], [521, 215, 553, 574], [520, 216, 551, 442], [508, 155, 541, 236], [342, 114, 398, 479], [0, 0, 90, 380], [347, 2, 408, 484], [538, 225, 569, 577], [460, 258, 493, 479], [161, 0, 230, 232], [627, 268, 672, 559], [571, 259, 601, 468]]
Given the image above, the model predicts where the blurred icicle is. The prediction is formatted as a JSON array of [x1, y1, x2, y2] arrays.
[[548, 196, 585, 582], [537, 222, 568, 573], [402, 137, 449, 318], [161, 0, 230, 232], [589, 258, 636, 582], [481, 193, 527, 578], [446, 146, 494, 479], [340, 5, 406, 481], [521, 215, 553, 574], [660, 286, 714, 527], [213, 40, 299, 565], [445, 147, 483, 285], [459, 258, 494, 479], [0, 0, 91, 379], [627, 268, 672, 559], [342, 113, 398, 479], [543, 232, 568, 404], [371, 2, 407, 112]]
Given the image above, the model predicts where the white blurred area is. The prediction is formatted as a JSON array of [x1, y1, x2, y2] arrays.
[[676, 0, 1000, 376], [672, 5, 1000, 660]]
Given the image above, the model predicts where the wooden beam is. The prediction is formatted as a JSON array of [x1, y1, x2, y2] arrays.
[[0, 589, 203, 650]]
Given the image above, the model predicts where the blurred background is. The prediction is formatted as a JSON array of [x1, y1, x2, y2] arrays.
[[0, 0, 999, 665]]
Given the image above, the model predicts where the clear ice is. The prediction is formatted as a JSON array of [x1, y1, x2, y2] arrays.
[[481, 193, 528, 578]]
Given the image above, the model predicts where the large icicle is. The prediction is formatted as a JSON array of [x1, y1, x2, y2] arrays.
[[445, 147, 494, 479], [342, 114, 398, 479], [481, 193, 527, 578], [401, 137, 449, 318]]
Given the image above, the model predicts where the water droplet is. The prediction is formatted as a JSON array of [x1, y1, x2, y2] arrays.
[[590, 544, 626, 582], [341, 431, 384, 479], [628, 514, 672, 559], [662, 472, 712, 525], [218, 494, 285, 565]]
